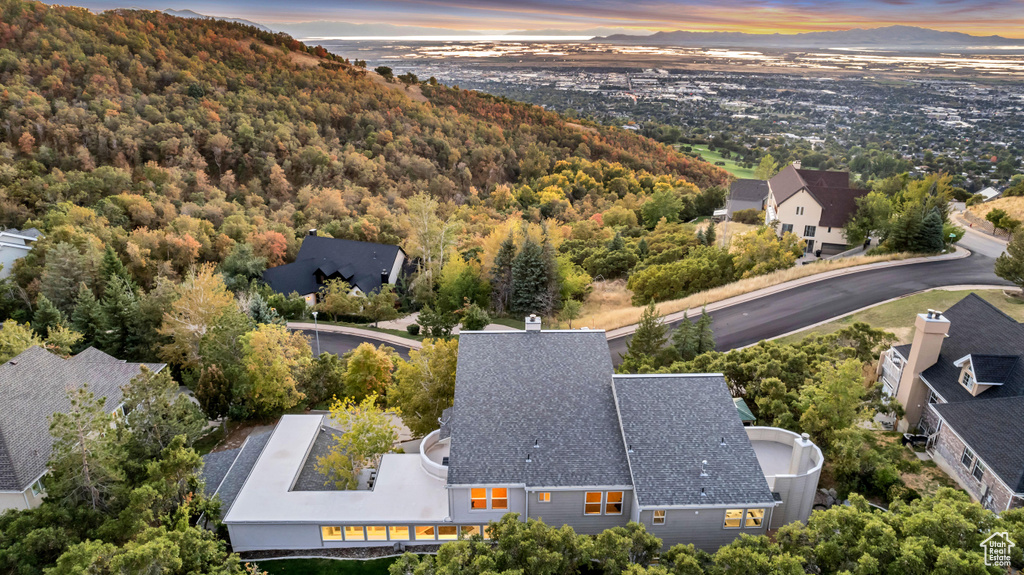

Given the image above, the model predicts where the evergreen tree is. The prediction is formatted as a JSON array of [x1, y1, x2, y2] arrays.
[[510, 239, 549, 316], [32, 293, 66, 337], [196, 364, 233, 423], [695, 226, 706, 245], [637, 237, 649, 261], [541, 237, 561, 315], [704, 222, 717, 246], [914, 209, 945, 253], [71, 282, 102, 349], [609, 231, 626, 252], [490, 234, 517, 314], [40, 242, 90, 317], [995, 230, 1024, 290], [97, 276, 142, 358], [671, 312, 699, 361], [99, 246, 131, 291], [695, 308, 715, 354], [624, 301, 668, 361]]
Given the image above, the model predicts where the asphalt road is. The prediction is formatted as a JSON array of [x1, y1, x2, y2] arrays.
[[290, 232, 1010, 364], [607, 231, 1010, 362], [292, 329, 413, 360]]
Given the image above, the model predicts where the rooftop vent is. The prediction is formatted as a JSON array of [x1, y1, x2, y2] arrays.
[[525, 314, 542, 332], [533, 438, 540, 449], [720, 437, 727, 447], [700, 459, 709, 477], [627, 444, 634, 453], [525, 453, 532, 463], [700, 487, 707, 497]]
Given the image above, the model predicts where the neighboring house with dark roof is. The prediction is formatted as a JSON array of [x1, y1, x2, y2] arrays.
[[726, 179, 767, 220], [218, 321, 822, 552], [262, 230, 407, 305], [0, 227, 41, 280], [764, 162, 867, 255], [877, 293, 1024, 511], [0, 346, 164, 511]]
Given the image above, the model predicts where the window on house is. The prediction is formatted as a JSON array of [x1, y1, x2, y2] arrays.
[[366, 526, 387, 541], [605, 491, 624, 514], [389, 526, 410, 541], [973, 460, 986, 481], [585, 492, 603, 515], [781, 224, 794, 234], [963, 370, 975, 391], [803, 225, 816, 237], [344, 526, 365, 541], [724, 509, 743, 528], [653, 510, 666, 525], [745, 509, 765, 528], [470, 488, 488, 509], [796, 206, 804, 215], [460, 525, 481, 538], [491, 488, 508, 510], [437, 525, 458, 540], [415, 526, 436, 540], [927, 390, 940, 404], [321, 526, 342, 541], [828, 227, 832, 233], [538, 492, 551, 503], [961, 447, 975, 469], [30, 479, 44, 496]]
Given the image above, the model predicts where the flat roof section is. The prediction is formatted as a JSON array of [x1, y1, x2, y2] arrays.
[[224, 414, 449, 524]]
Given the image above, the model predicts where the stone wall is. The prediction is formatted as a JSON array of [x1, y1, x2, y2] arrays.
[[931, 424, 1016, 512]]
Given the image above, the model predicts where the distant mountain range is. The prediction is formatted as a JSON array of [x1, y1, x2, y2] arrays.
[[162, 9, 269, 32], [263, 21, 480, 38], [598, 25, 1024, 49], [505, 27, 654, 38]]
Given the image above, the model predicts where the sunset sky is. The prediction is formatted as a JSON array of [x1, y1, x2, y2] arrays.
[[70, 0, 1024, 37]]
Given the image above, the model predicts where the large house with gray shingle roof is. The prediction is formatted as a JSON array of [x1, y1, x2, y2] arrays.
[[764, 162, 866, 255], [213, 321, 821, 552], [878, 294, 1024, 512], [0, 346, 164, 511]]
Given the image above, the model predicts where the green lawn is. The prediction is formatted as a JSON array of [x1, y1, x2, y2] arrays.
[[686, 145, 756, 179], [255, 557, 398, 575], [488, 317, 526, 330], [776, 289, 1024, 345]]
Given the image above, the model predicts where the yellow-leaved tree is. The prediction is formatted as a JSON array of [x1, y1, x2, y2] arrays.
[[158, 263, 236, 370], [315, 394, 399, 490], [240, 323, 311, 418]]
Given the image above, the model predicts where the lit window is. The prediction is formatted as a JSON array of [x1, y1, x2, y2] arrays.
[[415, 526, 436, 540], [584, 492, 603, 515], [366, 526, 387, 541], [30, 479, 44, 497], [973, 460, 986, 481], [389, 526, 410, 540], [321, 526, 342, 541], [745, 509, 765, 528], [605, 491, 623, 514], [724, 509, 743, 528], [344, 526, 365, 541], [653, 510, 666, 525], [482, 525, 492, 540], [491, 488, 508, 510], [961, 447, 975, 469], [470, 488, 487, 510], [437, 525, 458, 540], [460, 525, 481, 538], [538, 492, 551, 503]]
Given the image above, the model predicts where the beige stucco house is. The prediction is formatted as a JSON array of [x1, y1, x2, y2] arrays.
[[764, 163, 867, 256]]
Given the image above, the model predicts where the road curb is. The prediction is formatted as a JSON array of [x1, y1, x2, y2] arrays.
[[755, 284, 1021, 346], [605, 247, 970, 340], [288, 322, 423, 350]]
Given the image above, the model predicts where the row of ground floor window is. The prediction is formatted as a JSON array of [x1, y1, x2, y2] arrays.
[[317, 508, 767, 544]]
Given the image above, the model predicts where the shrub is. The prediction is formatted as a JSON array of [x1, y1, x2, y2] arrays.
[[406, 323, 420, 336], [731, 208, 763, 224]]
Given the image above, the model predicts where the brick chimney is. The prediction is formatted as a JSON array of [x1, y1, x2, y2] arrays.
[[896, 309, 951, 431]]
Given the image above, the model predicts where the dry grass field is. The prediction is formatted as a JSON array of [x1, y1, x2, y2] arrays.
[[968, 196, 1024, 222]]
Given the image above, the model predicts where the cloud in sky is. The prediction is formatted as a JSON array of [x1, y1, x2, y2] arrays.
[[73, 0, 1024, 37]]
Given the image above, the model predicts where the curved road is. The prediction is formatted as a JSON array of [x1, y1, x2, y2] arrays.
[[295, 227, 1010, 363], [608, 228, 1009, 361]]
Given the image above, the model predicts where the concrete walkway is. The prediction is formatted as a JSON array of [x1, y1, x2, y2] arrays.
[[604, 246, 969, 340]]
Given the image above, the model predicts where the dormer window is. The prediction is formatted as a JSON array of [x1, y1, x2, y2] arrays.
[[962, 370, 975, 392]]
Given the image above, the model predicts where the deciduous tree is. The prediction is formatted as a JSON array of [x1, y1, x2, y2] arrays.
[[158, 264, 235, 370], [315, 394, 398, 489], [389, 338, 458, 436], [239, 323, 311, 418]]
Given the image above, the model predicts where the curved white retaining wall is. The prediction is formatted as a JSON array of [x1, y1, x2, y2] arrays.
[[419, 429, 448, 480], [746, 426, 823, 529]]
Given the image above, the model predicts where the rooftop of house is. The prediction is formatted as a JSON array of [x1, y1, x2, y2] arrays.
[[0, 346, 164, 491], [728, 179, 769, 204], [262, 234, 405, 297], [768, 164, 867, 228], [920, 294, 1024, 404], [222, 415, 448, 524], [445, 330, 635, 489], [613, 375, 776, 508], [933, 396, 1024, 493]]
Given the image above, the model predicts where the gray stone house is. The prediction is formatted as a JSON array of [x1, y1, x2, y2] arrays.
[[215, 322, 822, 552], [0, 346, 164, 511], [877, 294, 1024, 512]]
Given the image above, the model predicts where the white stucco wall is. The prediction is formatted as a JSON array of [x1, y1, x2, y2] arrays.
[[772, 190, 848, 250]]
